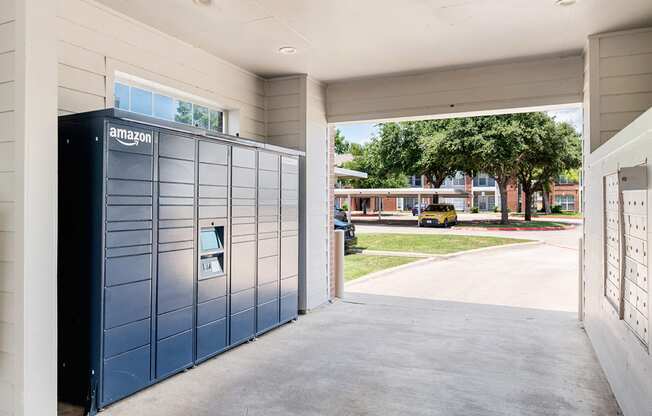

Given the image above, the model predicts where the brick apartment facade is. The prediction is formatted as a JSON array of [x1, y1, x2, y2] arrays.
[[338, 172, 580, 214]]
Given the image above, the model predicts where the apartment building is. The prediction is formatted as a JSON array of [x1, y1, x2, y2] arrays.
[[343, 172, 580, 214]]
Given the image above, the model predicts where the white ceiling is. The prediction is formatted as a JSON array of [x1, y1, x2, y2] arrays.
[[97, 0, 652, 82]]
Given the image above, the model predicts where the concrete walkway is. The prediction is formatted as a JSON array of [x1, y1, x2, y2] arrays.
[[348, 241, 579, 312], [104, 292, 618, 416], [102, 226, 620, 415]]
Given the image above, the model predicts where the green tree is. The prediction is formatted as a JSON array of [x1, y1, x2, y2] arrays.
[[341, 138, 408, 189], [446, 115, 525, 224], [334, 129, 351, 154], [535, 122, 582, 215], [375, 120, 459, 202], [512, 112, 556, 221]]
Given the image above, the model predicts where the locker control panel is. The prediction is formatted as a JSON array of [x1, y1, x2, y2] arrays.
[[199, 226, 225, 280]]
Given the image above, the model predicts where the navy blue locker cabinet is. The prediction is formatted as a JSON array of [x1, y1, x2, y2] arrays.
[[230, 146, 257, 345], [57, 109, 302, 415]]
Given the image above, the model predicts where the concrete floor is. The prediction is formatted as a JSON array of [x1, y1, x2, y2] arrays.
[[100, 226, 620, 416]]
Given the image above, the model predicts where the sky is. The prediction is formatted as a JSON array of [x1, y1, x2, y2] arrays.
[[336, 106, 583, 146]]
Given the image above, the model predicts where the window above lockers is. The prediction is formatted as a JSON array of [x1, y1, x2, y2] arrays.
[[113, 78, 225, 134]]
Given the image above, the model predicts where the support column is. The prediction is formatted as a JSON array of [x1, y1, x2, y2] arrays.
[[377, 197, 382, 222], [347, 195, 351, 224], [13, 0, 58, 414]]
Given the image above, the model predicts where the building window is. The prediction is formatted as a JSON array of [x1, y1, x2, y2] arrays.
[[408, 175, 422, 187], [114, 81, 225, 133], [130, 87, 153, 116], [474, 172, 495, 187], [557, 174, 574, 185], [154, 94, 175, 121], [443, 171, 465, 188], [555, 194, 575, 211], [114, 83, 130, 110]]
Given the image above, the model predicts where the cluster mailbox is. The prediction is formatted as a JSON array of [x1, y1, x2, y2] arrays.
[[57, 109, 301, 414]]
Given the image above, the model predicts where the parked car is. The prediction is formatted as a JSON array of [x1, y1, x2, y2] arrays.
[[334, 207, 348, 222], [411, 203, 428, 216], [418, 204, 458, 227], [334, 218, 357, 254]]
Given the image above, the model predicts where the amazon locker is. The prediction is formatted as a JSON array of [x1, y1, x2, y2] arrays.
[[57, 109, 301, 414]]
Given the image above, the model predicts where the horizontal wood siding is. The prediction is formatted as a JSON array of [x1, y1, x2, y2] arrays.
[[304, 77, 329, 309], [0, 3, 15, 415], [584, 108, 652, 416], [264, 76, 302, 150], [326, 55, 584, 123], [57, 0, 266, 140], [589, 27, 652, 150]]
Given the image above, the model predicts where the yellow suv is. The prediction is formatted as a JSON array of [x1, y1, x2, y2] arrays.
[[418, 204, 458, 227]]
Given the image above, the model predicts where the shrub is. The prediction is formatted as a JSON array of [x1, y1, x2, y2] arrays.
[[341, 204, 349, 211], [551, 205, 563, 214], [493, 205, 499, 213], [471, 207, 479, 213]]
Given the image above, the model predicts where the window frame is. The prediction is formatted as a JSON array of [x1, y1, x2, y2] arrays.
[[113, 80, 227, 134], [555, 194, 576, 211]]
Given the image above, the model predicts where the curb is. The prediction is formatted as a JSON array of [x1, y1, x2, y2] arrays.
[[347, 240, 543, 286], [455, 225, 574, 231], [358, 249, 431, 258], [345, 257, 437, 287]]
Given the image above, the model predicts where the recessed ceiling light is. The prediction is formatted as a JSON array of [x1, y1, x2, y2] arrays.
[[193, 0, 211, 6], [278, 46, 297, 55], [555, 0, 577, 6]]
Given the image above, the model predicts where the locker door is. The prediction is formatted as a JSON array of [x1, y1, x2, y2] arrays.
[[155, 133, 195, 378], [102, 123, 154, 406], [257, 152, 280, 333], [196, 141, 229, 360], [280, 156, 299, 322], [230, 147, 257, 344]]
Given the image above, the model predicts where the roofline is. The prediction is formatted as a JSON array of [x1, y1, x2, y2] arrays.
[[334, 188, 468, 198]]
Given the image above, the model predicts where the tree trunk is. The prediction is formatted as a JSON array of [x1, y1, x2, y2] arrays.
[[524, 191, 533, 221], [498, 180, 509, 224], [542, 187, 551, 214], [432, 178, 444, 204]]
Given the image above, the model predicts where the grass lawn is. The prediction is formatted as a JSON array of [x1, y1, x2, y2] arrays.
[[355, 233, 529, 255], [461, 220, 568, 228], [344, 254, 421, 281], [511, 212, 583, 219]]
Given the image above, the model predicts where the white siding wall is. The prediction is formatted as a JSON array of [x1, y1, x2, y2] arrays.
[[326, 55, 584, 123], [586, 28, 652, 151], [2, 1, 58, 415], [584, 108, 652, 416], [582, 27, 652, 416], [266, 75, 330, 311], [56, 0, 266, 140], [0, 2, 15, 414], [304, 78, 330, 309], [265, 76, 303, 150]]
